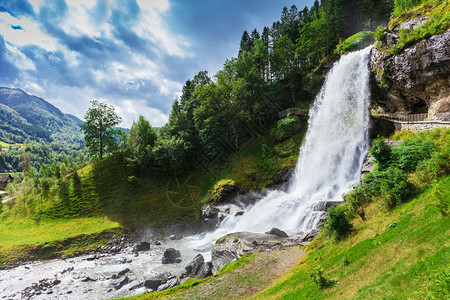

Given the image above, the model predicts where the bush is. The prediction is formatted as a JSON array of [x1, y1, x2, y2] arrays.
[[323, 205, 352, 240], [391, 137, 434, 172], [370, 137, 392, 170], [309, 266, 339, 288], [375, 25, 387, 41]]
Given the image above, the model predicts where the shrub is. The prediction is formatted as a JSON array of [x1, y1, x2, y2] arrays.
[[375, 25, 387, 41], [391, 137, 434, 172], [370, 137, 392, 170], [323, 205, 352, 240], [309, 266, 339, 288]]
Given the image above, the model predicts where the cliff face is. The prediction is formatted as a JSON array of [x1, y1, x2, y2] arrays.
[[370, 27, 450, 114]]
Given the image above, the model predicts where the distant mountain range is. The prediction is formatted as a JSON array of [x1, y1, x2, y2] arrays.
[[0, 87, 84, 147]]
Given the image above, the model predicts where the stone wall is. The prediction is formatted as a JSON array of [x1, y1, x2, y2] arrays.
[[392, 121, 450, 132]]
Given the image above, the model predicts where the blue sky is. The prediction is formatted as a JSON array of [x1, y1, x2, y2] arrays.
[[0, 0, 314, 127]]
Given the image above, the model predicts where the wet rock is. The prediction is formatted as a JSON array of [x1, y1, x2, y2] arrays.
[[313, 201, 341, 212], [170, 234, 183, 240], [162, 248, 182, 264], [81, 276, 97, 282], [197, 262, 213, 279], [201, 204, 220, 219], [265, 228, 289, 238], [144, 273, 175, 290], [118, 268, 130, 277], [86, 254, 97, 261], [185, 254, 204, 277], [361, 154, 375, 177], [129, 282, 144, 291], [134, 241, 150, 252], [61, 266, 74, 274], [112, 276, 129, 290], [157, 277, 178, 292], [154, 241, 161, 245], [267, 166, 295, 190], [52, 279, 61, 286], [302, 228, 321, 243], [235, 211, 244, 216]]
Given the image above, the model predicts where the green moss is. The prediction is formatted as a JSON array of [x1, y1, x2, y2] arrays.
[[334, 31, 375, 54], [210, 179, 236, 203]]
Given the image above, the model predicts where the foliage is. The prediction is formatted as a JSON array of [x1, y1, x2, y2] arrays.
[[391, 137, 434, 172], [323, 205, 352, 240], [369, 137, 392, 170], [375, 25, 387, 41], [334, 31, 374, 54], [309, 265, 339, 288], [81, 100, 122, 159]]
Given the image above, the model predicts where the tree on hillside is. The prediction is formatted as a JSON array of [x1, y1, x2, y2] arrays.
[[81, 100, 122, 159]]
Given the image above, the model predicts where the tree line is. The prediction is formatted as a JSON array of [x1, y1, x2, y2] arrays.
[[83, 0, 430, 177]]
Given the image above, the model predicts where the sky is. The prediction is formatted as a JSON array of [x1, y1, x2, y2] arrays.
[[0, 0, 314, 128]]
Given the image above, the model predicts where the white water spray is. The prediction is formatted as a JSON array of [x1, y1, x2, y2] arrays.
[[194, 46, 373, 246]]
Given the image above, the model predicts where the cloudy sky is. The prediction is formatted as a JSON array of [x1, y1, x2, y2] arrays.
[[0, 0, 314, 128]]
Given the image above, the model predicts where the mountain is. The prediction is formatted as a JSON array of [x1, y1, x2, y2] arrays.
[[0, 87, 84, 147]]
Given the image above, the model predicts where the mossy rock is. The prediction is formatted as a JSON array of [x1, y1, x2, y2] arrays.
[[210, 179, 238, 203]]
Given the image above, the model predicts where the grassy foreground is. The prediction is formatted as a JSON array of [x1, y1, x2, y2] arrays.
[[252, 175, 450, 299]]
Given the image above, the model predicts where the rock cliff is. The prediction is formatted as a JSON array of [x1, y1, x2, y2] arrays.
[[370, 26, 450, 114]]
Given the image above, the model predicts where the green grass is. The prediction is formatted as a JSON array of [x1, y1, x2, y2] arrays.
[[334, 31, 375, 55], [251, 175, 450, 299], [0, 216, 119, 246]]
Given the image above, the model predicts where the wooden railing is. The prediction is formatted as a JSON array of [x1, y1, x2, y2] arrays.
[[278, 108, 309, 119], [377, 112, 450, 123]]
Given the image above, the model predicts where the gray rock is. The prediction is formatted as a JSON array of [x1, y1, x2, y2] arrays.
[[185, 254, 204, 277], [118, 268, 130, 277], [134, 241, 150, 252], [265, 228, 289, 238], [370, 30, 450, 114], [162, 248, 182, 264], [112, 276, 129, 290], [197, 261, 213, 279], [144, 273, 175, 290], [157, 277, 178, 292], [170, 234, 183, 240]]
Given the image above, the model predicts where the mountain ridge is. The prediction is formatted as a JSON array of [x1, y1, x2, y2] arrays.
[[0, 87, 84, 146]]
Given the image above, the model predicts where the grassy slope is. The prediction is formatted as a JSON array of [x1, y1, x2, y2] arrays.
[[252, 175, 450, 299]]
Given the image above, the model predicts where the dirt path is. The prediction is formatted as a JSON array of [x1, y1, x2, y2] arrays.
[[159, 246, 304, 300]]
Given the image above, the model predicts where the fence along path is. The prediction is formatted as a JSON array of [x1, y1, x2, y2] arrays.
[[277, 108, 309, 119], [377, 112, 450, 123]]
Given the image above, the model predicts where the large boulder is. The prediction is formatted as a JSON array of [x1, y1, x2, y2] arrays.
[[184, 254, 204, 277], [162, 248, 182, 264], [197, 262, 213, 279], [265, 228, 289, 238], [134, 241, 150, 252], [144, 272, 175, 291], [211, 232, 296, 272]]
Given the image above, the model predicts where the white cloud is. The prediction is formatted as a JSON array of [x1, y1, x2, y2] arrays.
[[4, 43, 36, 70], [0, 12, 58, 52], [135, 0, 192, 58]]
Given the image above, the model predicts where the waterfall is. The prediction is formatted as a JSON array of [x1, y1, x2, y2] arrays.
[[192, 46, 372, 248]]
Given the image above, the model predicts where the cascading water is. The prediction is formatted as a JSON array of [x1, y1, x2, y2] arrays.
[[192, 46, 373, 248]]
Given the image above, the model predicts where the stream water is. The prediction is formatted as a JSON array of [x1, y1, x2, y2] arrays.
[[0, 46, 372, 299]]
